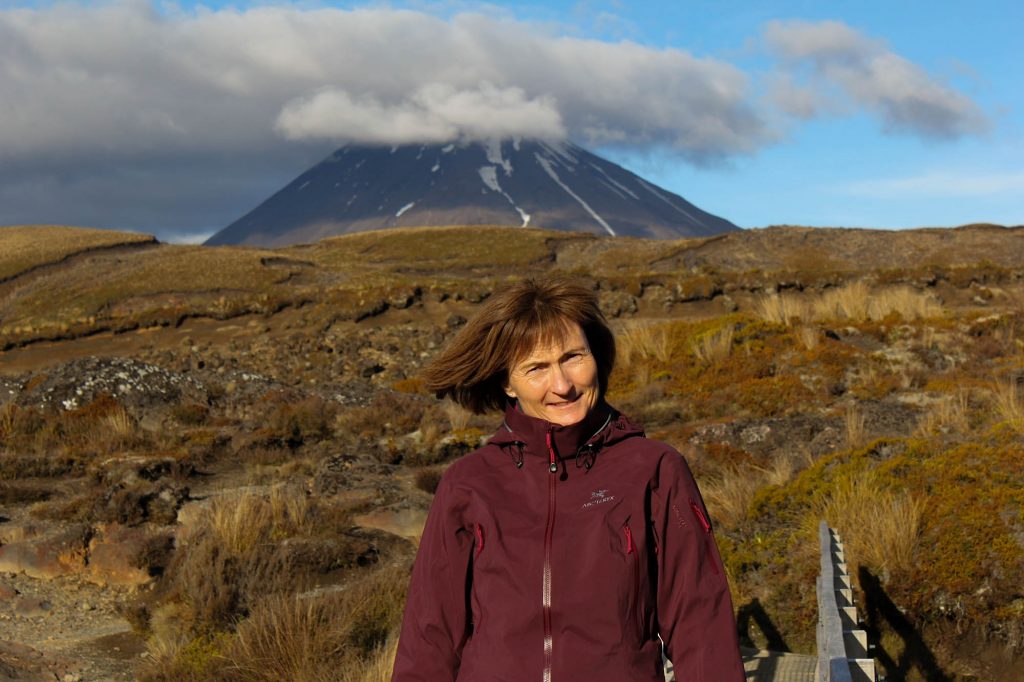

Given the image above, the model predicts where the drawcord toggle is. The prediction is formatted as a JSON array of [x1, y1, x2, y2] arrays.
[[575, 443, 598, 470], [505, 441, 525, 469]]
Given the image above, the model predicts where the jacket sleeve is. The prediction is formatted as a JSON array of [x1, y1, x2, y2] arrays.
[[391, 474, 473, 682], [651, 450, 745, 681]]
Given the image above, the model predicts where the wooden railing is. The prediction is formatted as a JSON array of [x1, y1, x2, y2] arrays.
[[816, 521, 878, 682]]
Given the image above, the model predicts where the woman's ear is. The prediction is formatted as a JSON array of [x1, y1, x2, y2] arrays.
[[503, 382, 517, 399]]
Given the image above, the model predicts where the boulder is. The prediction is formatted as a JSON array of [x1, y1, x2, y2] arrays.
[[0, 525, 88, 580], [353, 506, 427, 543], [86, 523, 159, 586]]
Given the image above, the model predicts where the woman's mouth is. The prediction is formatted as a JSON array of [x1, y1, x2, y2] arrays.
[[547, 394, 581, 409]]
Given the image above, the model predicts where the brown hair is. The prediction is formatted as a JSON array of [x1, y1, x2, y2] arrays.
[[422, 276, 616, 414]]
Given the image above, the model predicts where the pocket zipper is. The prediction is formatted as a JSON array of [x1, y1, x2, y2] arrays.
[[623, 521, 643, 637], [689, 498, 720, 575]]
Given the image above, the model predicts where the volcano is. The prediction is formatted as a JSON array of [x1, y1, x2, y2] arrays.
[[205, 139, 738, 247]]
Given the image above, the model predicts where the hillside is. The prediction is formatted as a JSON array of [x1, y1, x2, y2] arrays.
[[1, 223, 1023, 680]]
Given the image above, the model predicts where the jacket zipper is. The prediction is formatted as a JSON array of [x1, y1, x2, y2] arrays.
[[689, 498, 720, 576], [543, 429, 557, 682], [623, 521, 642, 639]]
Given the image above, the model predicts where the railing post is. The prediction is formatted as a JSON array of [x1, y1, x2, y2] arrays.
[[816, 521, 877, 682]]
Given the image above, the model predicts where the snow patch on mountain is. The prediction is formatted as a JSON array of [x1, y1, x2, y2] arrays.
[[637, 178, 704, 228], [485, 139, 513, 176], [395, 202, 415, 218], [534, 153, 615, 236], [591, 163, 639, 200], [479, 166, 530, 227], [540, 140, 579, 167]]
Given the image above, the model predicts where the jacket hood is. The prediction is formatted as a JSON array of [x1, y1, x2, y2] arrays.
[[489, 399, 645, 468]]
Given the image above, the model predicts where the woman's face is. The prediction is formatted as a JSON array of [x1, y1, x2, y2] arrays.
[[504, 322, 599, 426]]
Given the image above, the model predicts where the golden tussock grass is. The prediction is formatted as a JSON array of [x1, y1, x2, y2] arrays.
[[844, 403, 866, 449], [795, 325, 820, 350], [210, 565, 408, 682], [616, 321, 674, 367], [755, 281, 943, 326], [702, 453, 804, 529], [990, 378, 1024, 433], [349, 637, 399, 682], [816, 471, 924, 577], [915, 389, 970, 436], [755, 292, 809, 326], [691, 325, 734, 365], [207, 485, 312, 556]]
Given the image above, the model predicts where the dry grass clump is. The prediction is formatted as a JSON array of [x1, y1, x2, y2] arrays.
[[915, 389, 970, 436], [756, 293, 807, 326], [701, 453, 803, 529], [352, 637, 399, 682], [701, 465, 764, 529], [756, 281, 942, 326], [220, 565, 408, 681], [413, 467, 443, 495], [140, 564, 409, 682], [795, 325, 820, 350], [261, 395, 337, 448], [990, 378, 1024, 433], [206, 486, 312, 557], [691, 325, 734, 365], [818, 471, 923, 577], [0, 395, 144, 471], [617, 321, 674, 368], [844, 403, 866, 449]]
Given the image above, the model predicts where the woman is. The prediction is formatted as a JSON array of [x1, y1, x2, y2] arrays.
[[392, 276, 744, 681]]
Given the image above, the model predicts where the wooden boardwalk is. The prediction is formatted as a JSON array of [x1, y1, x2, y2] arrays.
[[664, 647, 816, 681], [743, 648, 817, 681]]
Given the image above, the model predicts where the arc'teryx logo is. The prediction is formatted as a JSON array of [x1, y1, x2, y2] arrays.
[[581, 489, 615, 510]]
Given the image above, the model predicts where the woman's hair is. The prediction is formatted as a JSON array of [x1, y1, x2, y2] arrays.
[[422, 275, 616, 414]]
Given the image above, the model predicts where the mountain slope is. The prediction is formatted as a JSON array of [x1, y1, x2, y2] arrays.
[[206, 139, 738, 247]]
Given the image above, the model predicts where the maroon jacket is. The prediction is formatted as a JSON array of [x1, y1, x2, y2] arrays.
[[392, 402, 744, 681]]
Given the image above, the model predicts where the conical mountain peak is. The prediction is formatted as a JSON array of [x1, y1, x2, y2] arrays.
[[205, 138, 737, 247]]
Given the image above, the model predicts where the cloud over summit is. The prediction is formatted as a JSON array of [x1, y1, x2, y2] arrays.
[[0, 2, 993, 237]]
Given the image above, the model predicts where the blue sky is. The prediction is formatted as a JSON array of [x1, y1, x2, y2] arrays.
[[1, 0, 1021, 240]]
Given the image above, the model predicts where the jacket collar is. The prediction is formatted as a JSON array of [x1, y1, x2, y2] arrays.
[[491, 399, 628, 461]]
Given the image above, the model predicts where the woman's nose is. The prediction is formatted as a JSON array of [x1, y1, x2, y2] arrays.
[[550, 364, 572, 393]]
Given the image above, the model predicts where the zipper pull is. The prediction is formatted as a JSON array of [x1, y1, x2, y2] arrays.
[[546, 430, 558, 473], [474, 523, 485, 557]]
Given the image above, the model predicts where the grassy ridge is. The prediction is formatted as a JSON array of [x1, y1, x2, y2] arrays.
[[0, 225, 155, 281]]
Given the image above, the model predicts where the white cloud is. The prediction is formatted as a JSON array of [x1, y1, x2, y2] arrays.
[[764, 19, 989, 139], [276, 83, 566, 144], [0, 2, 769, 161]]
